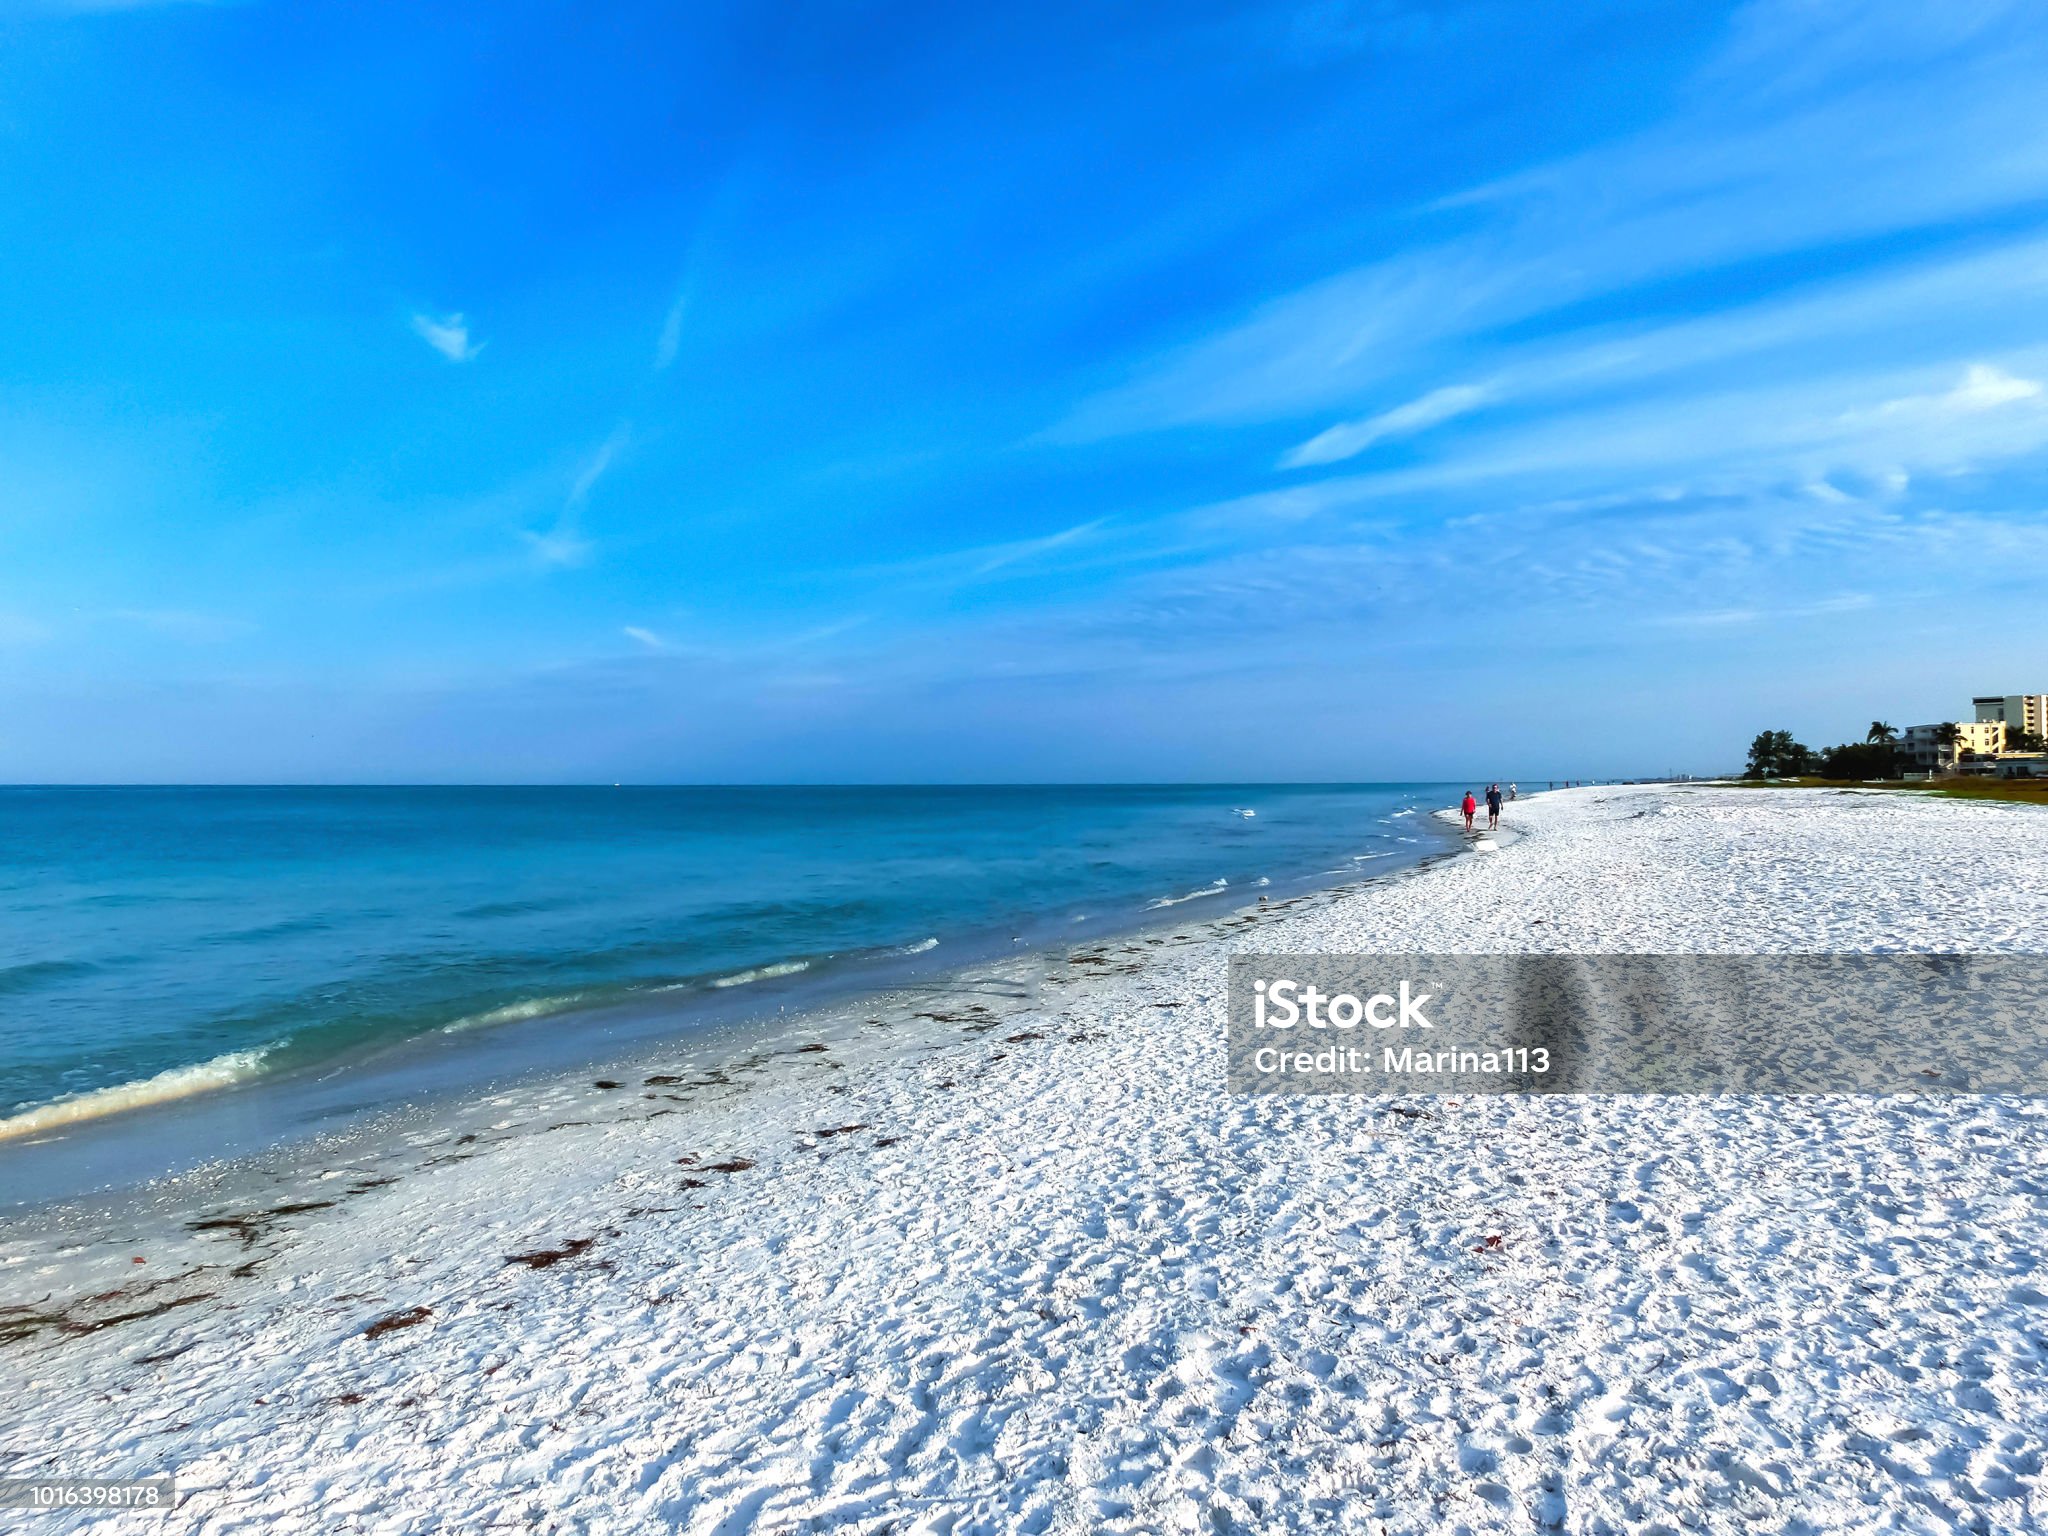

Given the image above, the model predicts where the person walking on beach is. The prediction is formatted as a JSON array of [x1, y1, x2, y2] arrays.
[[1486, 783, 1503, 829], [1508, 782, 1518, 801], [1461, 790, 1477, 831]]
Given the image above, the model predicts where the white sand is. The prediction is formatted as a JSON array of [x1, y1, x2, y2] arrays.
[[4, 784, 2046, 1534]]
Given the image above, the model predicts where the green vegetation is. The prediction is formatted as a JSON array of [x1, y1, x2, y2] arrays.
[[1818, 740, 1895, 779], [1747, 717, 2043, 790], [1745, 729, 1814, 777], [1721, 775, 2048, 806], [1747, 728, 1894, 778]]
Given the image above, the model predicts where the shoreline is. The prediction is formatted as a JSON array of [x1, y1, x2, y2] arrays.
[[6, 783, 2044, 1534], [0, 817, 1485, 1356], [0, 800, 1475, 1214], [0, 782, 1467, 1173]]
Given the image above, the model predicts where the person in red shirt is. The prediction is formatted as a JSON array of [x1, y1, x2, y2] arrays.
[[1461, 790, 1477, 831]]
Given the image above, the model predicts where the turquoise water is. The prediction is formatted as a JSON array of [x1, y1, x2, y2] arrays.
[[0, 785, 1454, 1133]]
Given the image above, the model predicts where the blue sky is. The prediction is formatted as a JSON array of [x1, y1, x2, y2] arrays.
[[2, 0, 2046, 782]]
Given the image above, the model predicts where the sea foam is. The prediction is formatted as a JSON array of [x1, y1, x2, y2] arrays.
[[711, 960, 812, 989], [440, 992, 595, 1034], [0, 1048, 271, 1142], [1147, 879, 1228, 910]]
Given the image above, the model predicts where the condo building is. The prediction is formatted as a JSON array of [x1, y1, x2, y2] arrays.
[[1897, 720, 2007, 772], [1973, 694, 2048, 737]]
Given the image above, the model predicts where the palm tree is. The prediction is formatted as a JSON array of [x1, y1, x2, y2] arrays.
[[1935, 722, 1960, 768], [1866, 721, 1896, 744]]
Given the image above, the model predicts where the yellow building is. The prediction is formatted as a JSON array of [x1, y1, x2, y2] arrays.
[[1974, 694, 2048, 738], [1899, 720, 2006, 771], [1957, 720, 2009, 755]]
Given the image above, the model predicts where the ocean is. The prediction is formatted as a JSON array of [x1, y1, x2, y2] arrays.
[[0, 784, 1456, 1147]]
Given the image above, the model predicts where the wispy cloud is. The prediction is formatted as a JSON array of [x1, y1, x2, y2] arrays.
[[1876, 362, 2042, 417], [1056, 0, 2048, 441], [519, 527, 593, 569], [1271, 237, 2048, 492], [654, 292, 688, 371], [1652, 593, 1876, 631], [961, 518, 1107, 579], [1217, 344, 2048, 523], [622, 625, 667, 651], [411, 311, 483, 363], [522, 425, 629, 569], [1280, 383, 1492, 469], [831, 518, 1116, 594], [568, 429, 624, 508]]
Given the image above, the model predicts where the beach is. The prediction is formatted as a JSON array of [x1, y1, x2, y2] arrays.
[[4, 783, 2046, 1534]]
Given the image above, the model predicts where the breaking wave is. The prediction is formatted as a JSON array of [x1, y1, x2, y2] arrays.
[[0, 1048, 273, 1143], [711, 959, 813, 989], [1146, 878, 1228, 910], [441, 992, 596, 1034]]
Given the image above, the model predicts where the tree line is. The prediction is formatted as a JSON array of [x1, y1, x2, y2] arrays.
[[1746, 720, 2046, 779]]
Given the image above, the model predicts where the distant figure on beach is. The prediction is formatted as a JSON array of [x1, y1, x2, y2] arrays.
[[1461, 790, 1477, 831], [1508, 782, 1518, 801], [1486, 783, 1503, 829]]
